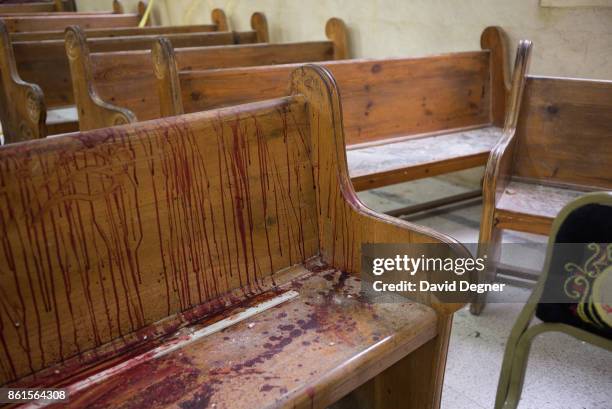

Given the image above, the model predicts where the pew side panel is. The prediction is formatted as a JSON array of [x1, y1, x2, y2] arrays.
[[65, 26, 136, 130], [472, 41, 532, 315], [480, 26, 510, 127], [250, 11, 269, 43], [0, 21, 46, 143], [290, 65, 468, 408]]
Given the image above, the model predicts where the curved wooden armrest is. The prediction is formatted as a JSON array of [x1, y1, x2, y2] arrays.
[[325, 17, 349, 59], [290, 65, 469, 315], [482, 39, 533, 207], [0, 21, 46, 143], [65, 26, 136, 131], [211, 8, 229, 31], [250, 12, 269, 43]]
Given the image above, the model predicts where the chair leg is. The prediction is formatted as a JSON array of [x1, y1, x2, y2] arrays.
[[496, 323, 549, 409]]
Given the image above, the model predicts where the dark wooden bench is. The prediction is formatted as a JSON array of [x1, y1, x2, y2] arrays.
[[0, 12, 266, 143], [65, 17, 347, 131], [0, 65, 467, 409], [0, 0, 72, 13], [9, 5, 229, 41], [472, 75, 612, 315], [0, 1, 144, 32], [150, 27, 526, 192]]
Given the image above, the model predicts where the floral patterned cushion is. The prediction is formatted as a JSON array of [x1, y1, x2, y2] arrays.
[[536, 203, 612, 340]]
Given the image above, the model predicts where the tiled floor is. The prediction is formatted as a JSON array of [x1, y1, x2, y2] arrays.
[[358, 171, 612, 409]]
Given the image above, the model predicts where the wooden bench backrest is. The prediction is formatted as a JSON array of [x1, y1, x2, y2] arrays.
[[159, 27, 508, 146], [0, 65, 462, 387], [9, 8, 229, 41], [513, 76, 612, 189], [1, 13, 142, 32], [0, 0, 78, 14], [68, 17, 347, 130]]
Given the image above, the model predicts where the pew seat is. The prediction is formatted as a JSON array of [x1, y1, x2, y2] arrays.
[[348, 126, 502, 191], [495, 180, 588, 235], [56, 260, 437, 408]]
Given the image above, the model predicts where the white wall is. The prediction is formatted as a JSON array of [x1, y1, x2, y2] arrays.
[[79, 0, 612, 80]]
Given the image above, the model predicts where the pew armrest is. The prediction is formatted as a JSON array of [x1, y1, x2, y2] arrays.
[[483, 40, 533, 210], [65, 26, 136, 131], [250, 12, 269, 43], [325, 17, 349, 59], [211, 8, 229, 31], [0, 21, 46, 143]]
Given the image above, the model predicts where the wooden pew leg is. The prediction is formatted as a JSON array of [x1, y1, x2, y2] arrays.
[[332, 315, 453, 409], [471, 221, 502, 315]]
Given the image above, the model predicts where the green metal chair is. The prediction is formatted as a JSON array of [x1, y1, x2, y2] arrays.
[[495, 192, 612, 409]]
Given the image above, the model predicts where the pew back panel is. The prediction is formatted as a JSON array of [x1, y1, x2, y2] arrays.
[[11, 24, 217, 41], [174, 52, 494, 146], [513, 76, 612, 189], [1, 13, 141, 32]]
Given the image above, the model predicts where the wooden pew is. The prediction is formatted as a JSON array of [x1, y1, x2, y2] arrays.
[[0, 12, 265, 143], [149, 27, 524, 193], [472, 74, 612, 315], [0, 65, 467, 409], [0, 0, 75, 13], [66, 17, 347, 131], [0, 0, 144, 32], [9, 7, 230, 41]]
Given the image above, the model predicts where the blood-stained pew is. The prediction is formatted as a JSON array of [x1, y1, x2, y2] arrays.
[[148, 27, 527, 192], [65, 17, 347, 131], [0, 65, 467, 409], [0, 12, 266, 143], [471, 75, 612, 315]]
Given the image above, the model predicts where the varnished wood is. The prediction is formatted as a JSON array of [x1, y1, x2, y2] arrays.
[[1, 13, 141, 33], [0, 1, 75, 13], [472, 40, 532, 315], [151, 28, 512, 190], [474, 48, 612, 314], [0, 18, 258, 141], [0, 21, 46, 143], [73, 17, 345, 130], [211, 8, 228, 32], [0, 66, 466, 409], [325, 17, 349, 59], [481, 26, 510, 126], [10, 24, 219, 42], [513, 77, 612, 189], [250, 11, 269, 43]]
